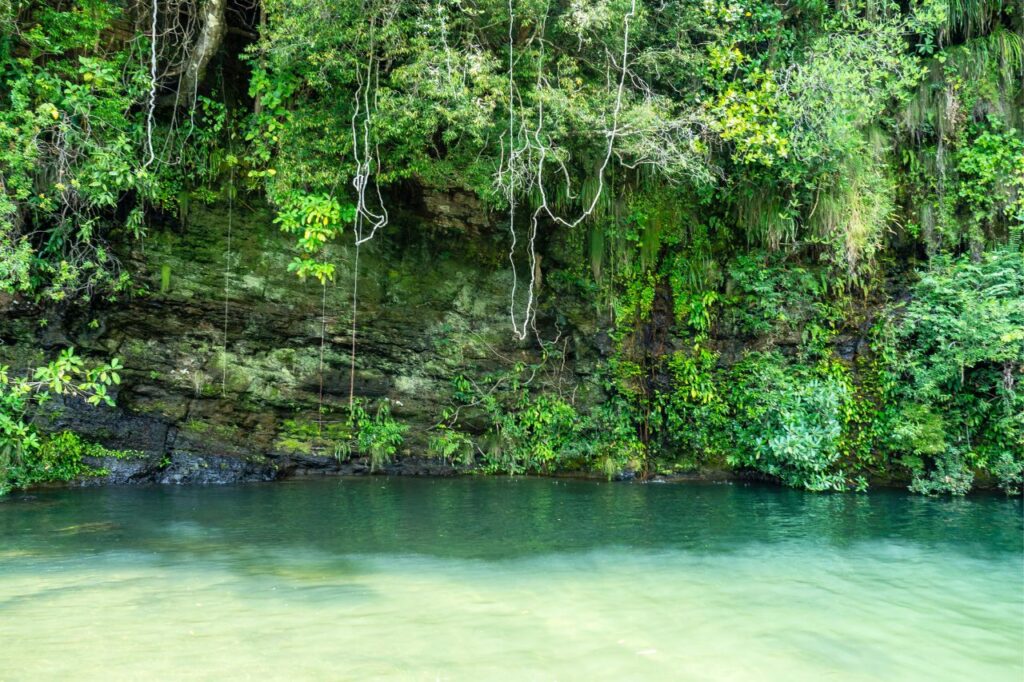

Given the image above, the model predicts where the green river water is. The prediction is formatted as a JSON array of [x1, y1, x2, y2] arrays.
[[1, 477, 1021, 681]]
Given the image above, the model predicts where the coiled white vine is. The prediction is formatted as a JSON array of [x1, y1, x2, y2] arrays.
[[503, 0, 638, 340]]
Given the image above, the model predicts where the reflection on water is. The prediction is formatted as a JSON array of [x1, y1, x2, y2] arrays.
[[1, 478, 1021, 680]]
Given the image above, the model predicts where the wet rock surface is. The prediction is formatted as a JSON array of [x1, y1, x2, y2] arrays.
[[0, 192, 570, 485], [0, 190, 874, 487]]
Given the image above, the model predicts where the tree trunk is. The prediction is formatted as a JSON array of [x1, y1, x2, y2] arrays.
[[178, 0, 227, 101]]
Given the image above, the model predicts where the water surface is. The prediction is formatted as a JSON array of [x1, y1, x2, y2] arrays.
[[1, 478, 1021, 680]]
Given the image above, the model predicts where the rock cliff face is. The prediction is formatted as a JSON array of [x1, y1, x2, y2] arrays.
[[0, 189, 590, 482], [0, 189, 891, 487]]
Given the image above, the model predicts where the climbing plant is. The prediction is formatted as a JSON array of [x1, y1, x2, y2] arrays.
[[1, 0, 1021, 493], [0, 349, 123, 494]]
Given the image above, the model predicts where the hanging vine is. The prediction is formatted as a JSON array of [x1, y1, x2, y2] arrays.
[[502, 0, 638, 340], [220, 163, 234, 397], [346, 3, 396, 410], [274, 194, 354, 428]]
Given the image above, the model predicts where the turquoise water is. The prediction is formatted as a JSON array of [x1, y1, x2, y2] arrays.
[[1, 478, 1021, 680]]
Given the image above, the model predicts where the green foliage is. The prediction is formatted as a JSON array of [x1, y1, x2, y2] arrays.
[[908, 448, 977, 496], [428, 424, 474, 467], [444, 363, 644, 478], [449, 370, 580, 475], [1, 349, 124, 494], [807, 130, 897, 280], [883, 248, 1023, 493], [899, 19, 1023, 252], [275, 417, 354, 456], [275, 400, 406, 471], [0, 0, 227, 301], [486, 392, 581, 475], [954, 119, 1024, 242], [213, 0, 1024, 495], [521, 215, 1019, 494], [274, 192, 356, 283], [723, 251, 829, 340], [724, 352, 851, 491], [351, 400, 407, 472], [3, 0, 1022, 496], [657, 345, 728, 464], [31, 431, 142, 483], [244, 0, 716, 211]]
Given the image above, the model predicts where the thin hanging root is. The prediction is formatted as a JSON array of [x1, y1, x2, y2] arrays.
[[144, 0, 158, 167], [345, 13, 391, 411], [538, 0, 635, 230], [349, 238, 360, 411], [319, 279, 328, 432], [506, 0, 528, 339], [221, 167, 233, 397], [350, 12, 390, 245], [505, 0, 637, 340]]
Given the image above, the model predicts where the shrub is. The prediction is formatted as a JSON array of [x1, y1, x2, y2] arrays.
[[725, 352, 850, 491], [352, 400, 408, 472], [885, 248, 1023, 493], [1, 350, 122, 494]]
